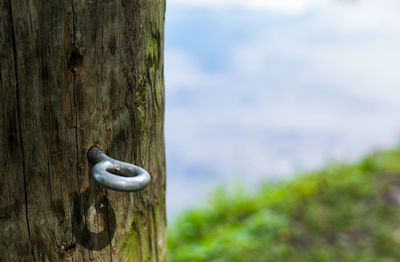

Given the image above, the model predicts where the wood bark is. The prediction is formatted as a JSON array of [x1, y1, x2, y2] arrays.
[[0, 0, 166, 261]]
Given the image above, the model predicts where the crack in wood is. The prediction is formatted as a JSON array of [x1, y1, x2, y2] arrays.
[[7, 0, 35, 261]]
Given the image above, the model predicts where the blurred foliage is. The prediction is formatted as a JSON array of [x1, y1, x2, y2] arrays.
[[168, 149, 400, 261]]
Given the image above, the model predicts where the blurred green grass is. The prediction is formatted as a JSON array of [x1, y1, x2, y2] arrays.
[[168, 149, 400, 262]]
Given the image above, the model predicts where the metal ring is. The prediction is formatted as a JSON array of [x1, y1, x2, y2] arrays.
[[87, 147, 151, 192]]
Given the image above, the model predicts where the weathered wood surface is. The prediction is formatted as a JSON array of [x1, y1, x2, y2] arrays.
[[0, 0, 166, 261]]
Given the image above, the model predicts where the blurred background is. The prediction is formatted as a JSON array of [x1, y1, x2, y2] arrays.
[[165, 0, 400, 218], [164, 0, 400, 261]]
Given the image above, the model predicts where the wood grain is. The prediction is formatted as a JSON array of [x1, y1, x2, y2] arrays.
[[0, 0, 166, 261]]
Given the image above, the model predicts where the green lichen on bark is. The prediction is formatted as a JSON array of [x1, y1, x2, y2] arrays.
[[122, 200, 165, 262]]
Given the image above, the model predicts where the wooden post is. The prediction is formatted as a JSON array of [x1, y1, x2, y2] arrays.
[[0, 0, 166, 261]]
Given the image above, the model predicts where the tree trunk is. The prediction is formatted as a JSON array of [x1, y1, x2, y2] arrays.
[[0, 0, 166, 261]]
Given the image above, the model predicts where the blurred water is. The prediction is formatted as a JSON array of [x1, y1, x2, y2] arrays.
[[165, 0, 400, 218]]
